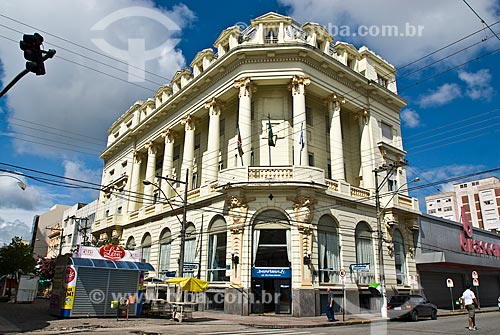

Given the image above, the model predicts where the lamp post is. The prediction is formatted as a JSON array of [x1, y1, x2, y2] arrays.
[[374, 161, 418, 318], [0, 174, 27, 190], [143, 169, 189, 278]]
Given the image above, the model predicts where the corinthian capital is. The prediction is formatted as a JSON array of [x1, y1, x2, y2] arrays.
[[234, 77, 255, 97], [290, 75, 311, 95], [181, 114, 197, 131], [145, 141, 157, 155], [204, 97, 222, 116], [325, 93, 345, 112], [161, 129, 176, 143]]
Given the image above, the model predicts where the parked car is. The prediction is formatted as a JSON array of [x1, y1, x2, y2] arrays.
[[387, 295, 438, 321]]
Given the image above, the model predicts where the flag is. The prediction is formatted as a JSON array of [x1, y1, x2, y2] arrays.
[[268, 116, 275, 147], [299, 122, 305, 151], [237, 127, 243, 157]]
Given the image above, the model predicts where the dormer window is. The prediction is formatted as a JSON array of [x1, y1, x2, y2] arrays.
[[377, 73, 389, 87], [265, 28, 278, 44], [347, 57, 355, 69]]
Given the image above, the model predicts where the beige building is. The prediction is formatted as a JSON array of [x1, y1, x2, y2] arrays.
[[93, 12, 420, 316], [32, 204, 71, 258], [425, 176, 500, 231]]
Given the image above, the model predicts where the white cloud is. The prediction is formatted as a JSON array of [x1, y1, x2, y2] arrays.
[[458, 69, 494, 100], [279, 0, 500, 66], [418, 83, 461, 107], [0, 0, 195, 159], [63, 160, 102, 200], [400, 108, 421, 128], [0, 216, 32, 245], [0, 173, 46, 210]]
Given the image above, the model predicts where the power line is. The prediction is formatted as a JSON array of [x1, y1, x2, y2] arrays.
[[461, 0, 500, 42], [0, 13, 171, 82]]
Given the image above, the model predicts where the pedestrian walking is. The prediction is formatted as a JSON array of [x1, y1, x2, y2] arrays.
[[460, 284, 480, 331], [325, 288, 336, 322]]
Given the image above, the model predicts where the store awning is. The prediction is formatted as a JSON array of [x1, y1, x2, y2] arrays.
[[70, 257, 155, 271]]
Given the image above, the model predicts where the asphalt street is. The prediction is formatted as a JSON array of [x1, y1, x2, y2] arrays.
[[1, 298, 498, 335]]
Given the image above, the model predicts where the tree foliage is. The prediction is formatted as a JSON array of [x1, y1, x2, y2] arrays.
[[0, 237, 35, 277]]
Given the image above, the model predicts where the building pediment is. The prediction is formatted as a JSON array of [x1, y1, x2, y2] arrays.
[[190, 48, 215, 68], [251, 12, 292, 26]]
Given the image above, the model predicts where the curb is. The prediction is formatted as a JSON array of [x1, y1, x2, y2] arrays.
[[236, 318, 384, 329]]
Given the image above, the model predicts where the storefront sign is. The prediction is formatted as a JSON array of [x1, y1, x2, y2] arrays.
[[252, 267, 291, 278], [77, 245, 143, 262], [459, 207, 500, 257]]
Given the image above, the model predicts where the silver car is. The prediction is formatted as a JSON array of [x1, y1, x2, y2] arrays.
[[387, 295, 438, 321]]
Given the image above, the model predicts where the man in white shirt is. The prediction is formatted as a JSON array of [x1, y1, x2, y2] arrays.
[[460, 284, 480, 331]]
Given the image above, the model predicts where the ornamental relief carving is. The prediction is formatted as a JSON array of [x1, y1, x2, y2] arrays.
[[290, 195, 316, 224], [226, 195, 251, 230]]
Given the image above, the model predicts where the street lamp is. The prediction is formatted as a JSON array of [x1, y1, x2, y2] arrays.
[[143, 169, 189, 279], [0, 174, 27, 190], [374, 160, 418, 318]]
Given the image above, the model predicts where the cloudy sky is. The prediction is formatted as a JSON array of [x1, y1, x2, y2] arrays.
[[0, 0, 499, 244]]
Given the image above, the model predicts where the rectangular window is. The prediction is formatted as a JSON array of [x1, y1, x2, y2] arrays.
[[194, 133, 201, 150], [308, 153, 314, 166], [327, 160, 332, 179], [173, 145, 180, 161], [428, 209, 436, 214], [306, 107, 312, 126], [381, 122, 392, 141], [220, 119, 225, 137], [377, 74, 388, 88]]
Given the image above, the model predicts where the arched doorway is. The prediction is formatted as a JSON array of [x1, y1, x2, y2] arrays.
[[251, 209, 291, 314]]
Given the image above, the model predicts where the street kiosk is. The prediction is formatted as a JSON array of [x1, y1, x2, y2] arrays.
[[49, 245, 154, 318]]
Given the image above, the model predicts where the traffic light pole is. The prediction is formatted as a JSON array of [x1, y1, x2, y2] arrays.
[[0, 69, 29, 98]]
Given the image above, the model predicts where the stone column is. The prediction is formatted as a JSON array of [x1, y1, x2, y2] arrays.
[[204, 98, 221, 183], [181, 115, 196, 189], [291, 76, 310, 166], [358, 109, 374, 189], [227, 195, 249, 287], [326, 94, 346, 180], [234, 77, 254, 166], [144, 142, 157, 202], [161, 129, 175, 198], [291, 196, 315, 288], [130, 151, 143, 211]]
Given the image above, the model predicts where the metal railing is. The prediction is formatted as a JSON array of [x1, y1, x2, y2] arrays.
[[207, 269, 229, 282], [352, 271, 376, 285]]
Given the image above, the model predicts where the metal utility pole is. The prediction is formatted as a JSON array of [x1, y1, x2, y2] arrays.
[[143, 169, 189, 278], [178, 169, 189, 279], [374, 160, 407, 318]]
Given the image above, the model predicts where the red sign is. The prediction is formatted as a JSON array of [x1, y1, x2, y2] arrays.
[[99, 245, 126, 260], [65, 267, 75, 284], [459, 206, 500, 257]]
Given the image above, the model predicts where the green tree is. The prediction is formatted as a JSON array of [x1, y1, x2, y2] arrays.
[[0, 237, 35, 277]]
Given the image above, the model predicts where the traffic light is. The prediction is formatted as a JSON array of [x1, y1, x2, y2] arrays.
[[19, 33, 55, 76]]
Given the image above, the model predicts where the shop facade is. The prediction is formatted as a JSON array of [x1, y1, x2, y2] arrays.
[[417, 213, 500, 308]]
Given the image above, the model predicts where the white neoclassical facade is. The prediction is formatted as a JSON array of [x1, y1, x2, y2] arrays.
[[93, 12, 420, 316]]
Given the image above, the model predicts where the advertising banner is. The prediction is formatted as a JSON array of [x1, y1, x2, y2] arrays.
[[77, 245, 143, 262]]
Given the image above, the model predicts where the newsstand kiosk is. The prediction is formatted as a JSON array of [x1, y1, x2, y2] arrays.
[[49, 245, 154, 318]]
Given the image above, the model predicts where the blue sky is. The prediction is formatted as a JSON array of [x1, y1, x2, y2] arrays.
[[0, 0, 499, 244]]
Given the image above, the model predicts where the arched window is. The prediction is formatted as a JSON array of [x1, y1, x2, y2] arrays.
[[183, 223, 197, 274], [393, 229, 407, 285], [207, 217, 228, 282], [317, 215, 340, 283], [253, 210, 290, 267], [158, 229, 171, 279], [126, 236, 136, 250], [141, 233, 152, 263], [355, 222, 375, 284]]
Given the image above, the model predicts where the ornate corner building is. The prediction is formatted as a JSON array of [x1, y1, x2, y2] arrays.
[[92, 12, 420, 316]]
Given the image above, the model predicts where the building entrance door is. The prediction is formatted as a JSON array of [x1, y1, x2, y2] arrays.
[[251, 276, 291, 314]]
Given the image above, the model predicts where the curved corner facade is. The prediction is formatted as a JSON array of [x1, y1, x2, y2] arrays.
[[92, 12, 420, 316]]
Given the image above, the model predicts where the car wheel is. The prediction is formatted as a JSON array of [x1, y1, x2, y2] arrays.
[[411, 310, 418, 321], [431, 309, 437, 320]]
